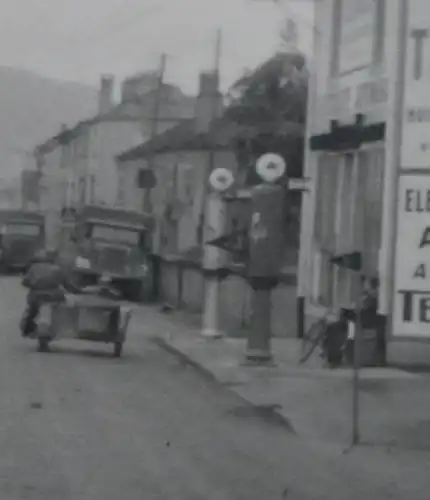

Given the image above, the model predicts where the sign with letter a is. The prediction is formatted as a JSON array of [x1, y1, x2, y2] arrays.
[[392, 175, 430, 337]]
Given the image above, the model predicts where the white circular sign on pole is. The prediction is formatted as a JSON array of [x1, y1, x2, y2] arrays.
[[208, 168, 234, 192], [256, 153, 286, 183]]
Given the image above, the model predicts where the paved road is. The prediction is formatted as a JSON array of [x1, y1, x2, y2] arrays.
[[0, 277, 425, 499]]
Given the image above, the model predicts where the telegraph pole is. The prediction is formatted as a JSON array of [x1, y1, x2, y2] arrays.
[[200, 28, 225, 338], [200, 29, 222, 238], [143, 53, 167, 214], [144, 53, 166, 302], [149, 53, 167, 144]]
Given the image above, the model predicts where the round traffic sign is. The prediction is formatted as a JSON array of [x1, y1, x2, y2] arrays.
[[208, 168, 234, 192], [256, 153, 286, 183]]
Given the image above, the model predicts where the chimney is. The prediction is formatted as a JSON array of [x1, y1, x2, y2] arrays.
[[98, 74, 114, 115], [194, 71, 223, 134]]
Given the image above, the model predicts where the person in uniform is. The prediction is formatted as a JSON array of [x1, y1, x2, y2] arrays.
[[20, 248, 80, 337]]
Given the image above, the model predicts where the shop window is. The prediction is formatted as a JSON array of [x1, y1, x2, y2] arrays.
[[314, 154, 340, 251], [359, 148, 384, 276]]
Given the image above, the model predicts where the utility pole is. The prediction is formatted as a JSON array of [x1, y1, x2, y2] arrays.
[[200, 28, 225, 338], [199, 29, 222, 241], [143, 53, 167, 215], [143, 53, 167, 302]]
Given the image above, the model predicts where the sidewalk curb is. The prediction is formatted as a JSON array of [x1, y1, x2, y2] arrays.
[[151, 336, 218, 383], [151, 335, 296, 434]]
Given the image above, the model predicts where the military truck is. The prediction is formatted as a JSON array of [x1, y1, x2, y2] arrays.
[[58, 205, 153, 301], [0, 210, 45, 272]]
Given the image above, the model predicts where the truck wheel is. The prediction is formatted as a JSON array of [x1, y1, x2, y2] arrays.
[[37, 337, 50, 353], [113, 342, 123, 358]]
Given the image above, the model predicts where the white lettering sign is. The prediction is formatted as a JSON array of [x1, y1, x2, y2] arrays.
[[338, 0, 376, 74], [392, 175, 430, 337], [402, 0, 430, 168]]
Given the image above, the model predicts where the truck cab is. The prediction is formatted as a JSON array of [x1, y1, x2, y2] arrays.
[[0, 210, 45, 272], [59, 205, 153, 301]]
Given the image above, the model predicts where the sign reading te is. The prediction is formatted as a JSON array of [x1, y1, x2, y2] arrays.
[[393, 175, 430, 337]]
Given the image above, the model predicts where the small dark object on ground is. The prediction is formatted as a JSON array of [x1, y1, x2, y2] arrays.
[[160, 303, 174, 313]]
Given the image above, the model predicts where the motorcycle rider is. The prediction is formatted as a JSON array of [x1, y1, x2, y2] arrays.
[[21, 248, 81, 337]]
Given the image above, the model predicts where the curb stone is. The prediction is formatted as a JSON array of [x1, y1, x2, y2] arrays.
[[151, 336, 296, 434]]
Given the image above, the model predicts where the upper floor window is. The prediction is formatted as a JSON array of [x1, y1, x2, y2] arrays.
[[330, 0, 386, 77]]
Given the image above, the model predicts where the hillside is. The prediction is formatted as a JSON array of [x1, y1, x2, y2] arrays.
[[0, 67, 97, 178]]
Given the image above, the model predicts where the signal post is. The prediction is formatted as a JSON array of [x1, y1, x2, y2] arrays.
[[201, 168, 234, 338]]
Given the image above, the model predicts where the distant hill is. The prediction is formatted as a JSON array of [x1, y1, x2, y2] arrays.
[[0, 67, 97, 179]]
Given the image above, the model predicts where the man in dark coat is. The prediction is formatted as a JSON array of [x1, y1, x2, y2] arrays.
[[21, 249, 80, 337], [322, 309, 350, 368]]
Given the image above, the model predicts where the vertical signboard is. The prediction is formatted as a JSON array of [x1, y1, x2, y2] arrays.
[[401, 0, 430, 167], [392, 0, 430, 337]]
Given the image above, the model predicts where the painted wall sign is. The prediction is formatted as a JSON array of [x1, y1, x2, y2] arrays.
[[392, 175, 430, 337], [402, 0, 430, 168], [338, 0, 376, 74]]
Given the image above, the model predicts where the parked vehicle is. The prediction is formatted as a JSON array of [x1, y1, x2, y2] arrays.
[[0, 210, 45, 272], [58, 205, 153, 301]]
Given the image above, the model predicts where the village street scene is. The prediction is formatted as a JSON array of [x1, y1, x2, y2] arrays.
[[1, 0, 430, 498]]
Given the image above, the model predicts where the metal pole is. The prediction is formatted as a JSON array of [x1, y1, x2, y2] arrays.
[[352, 276, 363, 446], [144, 53, 167, 214], [199, 29, 222, 240], [201, 191, 226, 338]]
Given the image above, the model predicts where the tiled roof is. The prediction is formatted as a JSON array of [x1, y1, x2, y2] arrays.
[[117, 116, 304, 162]]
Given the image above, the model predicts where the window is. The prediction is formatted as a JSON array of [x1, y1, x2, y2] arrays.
[[314, 154, 340, 252], [92, 225, 139, 245], [373, 0, 385, 68], [330, 0, 342, 76], [359, 148, 384, 276], [90, 175, 96, 204], [3, 224, 40, 236], [79, 177, 85, 205]]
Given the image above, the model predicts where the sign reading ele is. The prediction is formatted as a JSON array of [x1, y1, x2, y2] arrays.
[[393, 175, 430, 337]]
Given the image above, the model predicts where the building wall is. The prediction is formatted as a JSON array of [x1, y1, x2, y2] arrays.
[[115, 120, 181, 213], [0, 179, 22, 210], [299, 0, 398, 322], [38, 144, 67, 248], [87, 120, 143, 207], [148, 149, 237, 256]]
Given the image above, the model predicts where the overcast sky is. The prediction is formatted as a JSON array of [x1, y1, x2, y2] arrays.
[[0, 0, 314, 93]]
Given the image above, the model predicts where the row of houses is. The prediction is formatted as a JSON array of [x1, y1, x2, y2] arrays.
[[32, 54, 307, 338]]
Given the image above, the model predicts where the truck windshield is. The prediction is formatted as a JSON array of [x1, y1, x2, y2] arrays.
[[92, 225, 139, 245], [2, 224, 40, 236]]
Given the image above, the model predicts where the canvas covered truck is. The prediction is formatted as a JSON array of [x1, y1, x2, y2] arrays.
[[57, 205, 153, 302], [0, 210, 45, 272]]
